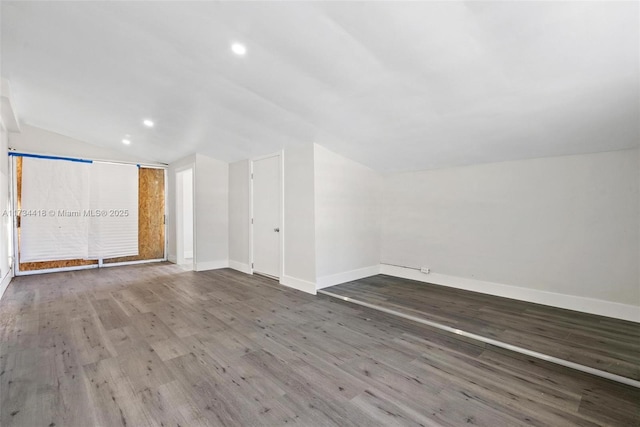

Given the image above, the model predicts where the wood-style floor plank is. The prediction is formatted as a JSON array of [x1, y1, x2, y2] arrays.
[[325, 274, 640, 380], [0, 263, 637, 426]]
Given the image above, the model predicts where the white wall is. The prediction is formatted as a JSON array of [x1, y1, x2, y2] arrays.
[[281, 145, 316, 292], [183, 143, 639, 320], [314, 144, 381, 288], [194, 154, 228, 271], [228, 159, 250, 273], [9, 124, 148, 163], [381, 149, 639, 318]]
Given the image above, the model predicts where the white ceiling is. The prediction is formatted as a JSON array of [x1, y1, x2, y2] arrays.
[[1, 1, 638, 171]]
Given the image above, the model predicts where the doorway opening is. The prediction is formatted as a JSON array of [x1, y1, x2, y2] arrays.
[[176, 167, 194, 271]]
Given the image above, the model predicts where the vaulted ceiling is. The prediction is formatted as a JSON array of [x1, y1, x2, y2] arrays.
[[1, 1, 638, 171]]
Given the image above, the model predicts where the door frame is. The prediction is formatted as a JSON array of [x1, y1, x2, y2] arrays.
[[249, 150, 284, 279], [174, 164, 196, 270]]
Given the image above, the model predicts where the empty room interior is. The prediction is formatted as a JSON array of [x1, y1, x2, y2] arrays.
[[0, 1, 639, 426]]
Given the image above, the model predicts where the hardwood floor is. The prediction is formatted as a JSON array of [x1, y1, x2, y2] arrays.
[[0, 264, 638, 426], [325, 274, 640, 382]]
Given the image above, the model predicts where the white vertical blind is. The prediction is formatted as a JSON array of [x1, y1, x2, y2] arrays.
[[20, 157, 140, 263], [87, 162, 139, 259], [20, 157, 90, 262]]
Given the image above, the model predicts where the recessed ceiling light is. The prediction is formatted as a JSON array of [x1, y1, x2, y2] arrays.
[[143, 119, 154, 128], [231, 43, 247, 56], [122, 138, 131, 145]]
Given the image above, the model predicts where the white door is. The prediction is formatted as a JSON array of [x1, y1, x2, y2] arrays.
[[252, 155, 281, 278]]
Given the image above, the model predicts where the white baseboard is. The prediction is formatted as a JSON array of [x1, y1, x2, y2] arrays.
[[195, 260, 229, 272], [0, 267, 13, 301], [229, 260, 252, 274], [168, 254, 178, 263], [184, 251, 193, 259], [280, 275, 316, 295], [316, 265, 381, 290], [380, 264, 640, 323]]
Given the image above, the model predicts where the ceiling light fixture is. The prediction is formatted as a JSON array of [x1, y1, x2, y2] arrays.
[[122, 138, 131, 145], [143, 119, 154, 127], [231, 42, 247, 56]]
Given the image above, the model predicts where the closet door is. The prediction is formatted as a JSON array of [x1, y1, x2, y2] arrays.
[[252, 155, 281, 278]]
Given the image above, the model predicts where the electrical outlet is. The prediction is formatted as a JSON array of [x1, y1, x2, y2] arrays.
[[420, 267, 430, 274]]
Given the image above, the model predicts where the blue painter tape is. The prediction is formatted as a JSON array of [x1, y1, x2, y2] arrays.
[[8, 152, 93, 163]]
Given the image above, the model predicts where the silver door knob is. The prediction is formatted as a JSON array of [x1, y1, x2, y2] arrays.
[[274, 227, 280, 232]]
